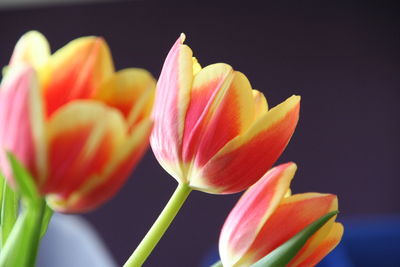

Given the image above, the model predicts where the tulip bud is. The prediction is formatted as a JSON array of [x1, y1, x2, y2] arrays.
[[219, 163, 343, 267]]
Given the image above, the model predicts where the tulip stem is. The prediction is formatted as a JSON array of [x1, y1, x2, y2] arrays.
[[123, 183, 192, 267]]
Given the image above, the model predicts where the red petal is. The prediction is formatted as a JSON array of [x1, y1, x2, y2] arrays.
[[43, 101, 125, 198], [193, 96, 300, 193], [42, 37, 114, 117], [64, 119, 152, 212]]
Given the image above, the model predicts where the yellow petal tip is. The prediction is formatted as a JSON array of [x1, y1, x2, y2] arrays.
[[286, 161, 298, 172], [180, 33, 186, 43], [291, 94, 301, 102], [11, 30, 50, 68]]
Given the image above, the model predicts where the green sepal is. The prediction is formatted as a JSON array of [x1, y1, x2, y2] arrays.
[[6, 152, 40, 206], [250, 210, 338, 267]]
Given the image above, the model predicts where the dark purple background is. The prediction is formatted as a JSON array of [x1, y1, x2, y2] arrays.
[[0, 1, 399, 266]]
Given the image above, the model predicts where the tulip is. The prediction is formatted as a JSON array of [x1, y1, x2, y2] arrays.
[[219, 162, 343, 267], [151, 34, 300, 194], [0, 31, 155, 212]]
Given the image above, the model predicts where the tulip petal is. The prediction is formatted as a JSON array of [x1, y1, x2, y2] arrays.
[[0, 65, 46, 185], [192, 57, 202, 75], [289, 223, 344, 267], [240, 193, 337, 266], [150, 34, 194, 182], [42, 37, 114, 117], [126, 86, 154, 132], [182, 65, 255, 174], [43, 101, 125, 199], [54, 118, 153, 212], [192, 95, 300, 193], [219, 163, 296, 267], [182, 63, 233, 151], [9, 31, 50, 69], [252, 90, 268, 120], [94, 68, 155, 123]]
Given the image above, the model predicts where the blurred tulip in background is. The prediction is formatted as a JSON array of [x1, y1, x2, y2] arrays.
[[0, 31, 155, 212]]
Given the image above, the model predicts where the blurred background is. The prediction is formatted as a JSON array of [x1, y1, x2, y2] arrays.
[[0, 1, 399, 266]]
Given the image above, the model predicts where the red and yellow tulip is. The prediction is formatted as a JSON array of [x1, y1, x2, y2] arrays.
[[0, 31, 155, 212], [219, 162, 343, 267], [151, 34, 300, 194]]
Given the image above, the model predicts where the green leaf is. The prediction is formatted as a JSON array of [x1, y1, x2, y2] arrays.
[[6, 152, 40, 205], [0, 179, 18, 248], [0, 201, 46, 267], [251, 211, 338, 267], [40, 204, 53, 238]]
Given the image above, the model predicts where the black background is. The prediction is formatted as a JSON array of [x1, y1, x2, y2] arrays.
[[0, 1, 399, 266]]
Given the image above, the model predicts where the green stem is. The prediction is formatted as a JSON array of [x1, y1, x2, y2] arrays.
[[123, 183, 192, 267]]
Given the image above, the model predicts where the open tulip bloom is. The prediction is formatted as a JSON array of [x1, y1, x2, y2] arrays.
[[0, 32, 343, 267], [1, 31, 155, 212], [151, 34, 300, 194]]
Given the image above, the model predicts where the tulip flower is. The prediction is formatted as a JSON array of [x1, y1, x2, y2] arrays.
[[219, 162, 344, 267], [151, 34, 300, 194], [0, 31, 155, 212]]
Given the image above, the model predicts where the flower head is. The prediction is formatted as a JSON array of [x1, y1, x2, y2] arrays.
[[151, 34, 300, 194], [219, 163, 343, 267], [0, 31, 155, 212]]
